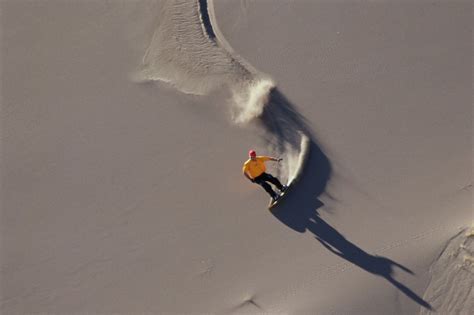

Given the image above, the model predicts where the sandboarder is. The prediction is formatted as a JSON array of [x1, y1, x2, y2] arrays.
[[242, 150, 287, 202]]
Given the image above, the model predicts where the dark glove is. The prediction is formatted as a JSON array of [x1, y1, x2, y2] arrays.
[[277, 158, 283, 162]]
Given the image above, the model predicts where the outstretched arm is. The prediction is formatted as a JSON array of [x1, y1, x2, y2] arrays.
[[244, 172, 253, 181], [262, 156, 282, 162], [316, 237, 344, 258], [242, 168, 254, 182]]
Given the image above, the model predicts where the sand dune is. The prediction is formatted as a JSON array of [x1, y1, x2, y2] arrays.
[[1, 0, 472, 314], [420, 228, 473, 314], [140, 0, 311, 186]]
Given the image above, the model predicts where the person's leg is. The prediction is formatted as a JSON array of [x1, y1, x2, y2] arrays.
[[262, 173, 284, 191], [259, 182, 278, 199], [254, 175, 278, 199]]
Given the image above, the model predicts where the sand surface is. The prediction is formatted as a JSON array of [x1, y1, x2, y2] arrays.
[[420, 228, 473, 315], [1, 0, 472, 314]]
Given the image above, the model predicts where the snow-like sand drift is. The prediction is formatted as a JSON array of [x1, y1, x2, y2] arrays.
[[420, 228, 474, 314], [2, 0, 471, 314], [139, 0, 311, 185]]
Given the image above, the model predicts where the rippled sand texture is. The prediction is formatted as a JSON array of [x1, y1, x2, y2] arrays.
[[1, 1, 472, 314], [140, 0, 311, 184]]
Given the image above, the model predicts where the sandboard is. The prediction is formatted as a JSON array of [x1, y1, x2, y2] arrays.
[[268, 182, 293, 210]]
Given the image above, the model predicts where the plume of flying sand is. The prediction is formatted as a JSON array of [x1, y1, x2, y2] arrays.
[[139, 0, 311, 185]]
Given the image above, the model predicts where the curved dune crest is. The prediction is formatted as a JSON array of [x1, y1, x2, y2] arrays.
[[3, 1, 471, 314], [140, 0, 311, 185], [139, 0, 257, 95]]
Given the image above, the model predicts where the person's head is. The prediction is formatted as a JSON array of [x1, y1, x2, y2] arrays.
[[249, 149, 257, 160]]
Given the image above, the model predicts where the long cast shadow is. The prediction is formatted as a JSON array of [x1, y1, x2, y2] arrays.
[[275, 199, 432, 310], [262, 89, 432, 310]]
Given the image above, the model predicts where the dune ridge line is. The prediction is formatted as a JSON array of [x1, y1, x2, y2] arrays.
[[139, 0, 312, 185]]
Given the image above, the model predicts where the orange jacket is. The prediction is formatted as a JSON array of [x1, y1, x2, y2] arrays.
[[242, 156, 272, 179]]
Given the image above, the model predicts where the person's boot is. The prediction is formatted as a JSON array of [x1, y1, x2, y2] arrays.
[[271, 194, 279, 203]]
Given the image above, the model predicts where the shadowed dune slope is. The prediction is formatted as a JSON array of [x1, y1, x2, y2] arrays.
[[1, 1, 472, 314]]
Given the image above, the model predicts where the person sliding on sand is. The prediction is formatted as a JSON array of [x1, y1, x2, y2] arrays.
[[243, 150, 288, 202]]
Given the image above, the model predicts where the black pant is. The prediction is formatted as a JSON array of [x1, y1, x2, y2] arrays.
[[254, 172, 283, 198]]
